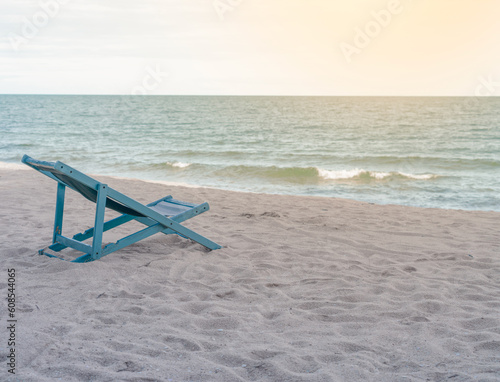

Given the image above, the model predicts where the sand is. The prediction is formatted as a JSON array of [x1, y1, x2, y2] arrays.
[[1, 168, 499, 382]]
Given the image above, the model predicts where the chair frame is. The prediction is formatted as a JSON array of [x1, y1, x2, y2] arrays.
[[22, 155, 221, 263]]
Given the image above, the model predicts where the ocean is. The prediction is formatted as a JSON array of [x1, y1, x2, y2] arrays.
[[1, 95, 499, 211]]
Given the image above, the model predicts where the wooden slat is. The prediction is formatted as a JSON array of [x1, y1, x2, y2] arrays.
[[55, 234, 92, 254]]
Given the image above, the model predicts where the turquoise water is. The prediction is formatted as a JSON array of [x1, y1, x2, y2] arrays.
[[1, 95, 499, 211]]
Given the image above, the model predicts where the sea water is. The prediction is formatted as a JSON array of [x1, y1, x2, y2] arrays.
[[1, 95, 499, 211]]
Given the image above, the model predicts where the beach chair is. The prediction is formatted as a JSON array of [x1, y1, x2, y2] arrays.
[[22, 155, 221, 263]]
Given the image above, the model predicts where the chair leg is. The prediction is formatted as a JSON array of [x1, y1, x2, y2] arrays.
[[91, 183, 108, 260], [53, 183, 66, 244]]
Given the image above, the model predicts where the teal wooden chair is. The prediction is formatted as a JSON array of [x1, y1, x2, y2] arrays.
[[22, 155, 221, 263]]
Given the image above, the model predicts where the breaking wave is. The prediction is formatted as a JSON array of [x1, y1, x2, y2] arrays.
[[165, 161, 192, 169], [317, 168, 438, 181], [210, 165, 439, 183]]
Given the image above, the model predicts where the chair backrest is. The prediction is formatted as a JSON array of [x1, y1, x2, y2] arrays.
[[22, 155, 143, 217]]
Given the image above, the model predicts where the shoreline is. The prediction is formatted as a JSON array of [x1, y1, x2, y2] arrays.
[[1, 168, 499, 381], [2, 162, 498, 214]]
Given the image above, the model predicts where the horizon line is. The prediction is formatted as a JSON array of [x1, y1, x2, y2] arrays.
[[1, 93, 498, 98]]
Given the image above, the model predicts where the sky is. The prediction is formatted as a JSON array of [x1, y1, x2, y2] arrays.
[[1, 0, 500, 96]]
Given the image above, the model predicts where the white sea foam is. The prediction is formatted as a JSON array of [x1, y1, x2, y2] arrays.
[[399, 172, 438, 180], [371, 171, 392, 180], [317, 168, 436, 181], [166, 161, 191, 169], [317, 168, 390, 180], [317, 168, 362, 180]]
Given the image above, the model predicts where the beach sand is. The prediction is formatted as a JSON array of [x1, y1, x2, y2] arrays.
[[1, 168, 499, 382]]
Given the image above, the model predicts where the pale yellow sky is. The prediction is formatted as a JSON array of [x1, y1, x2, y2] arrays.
[[1, 0, 499, 95]]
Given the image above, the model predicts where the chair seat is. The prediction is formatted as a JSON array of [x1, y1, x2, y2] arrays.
[[149, 201, 193, 217]]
